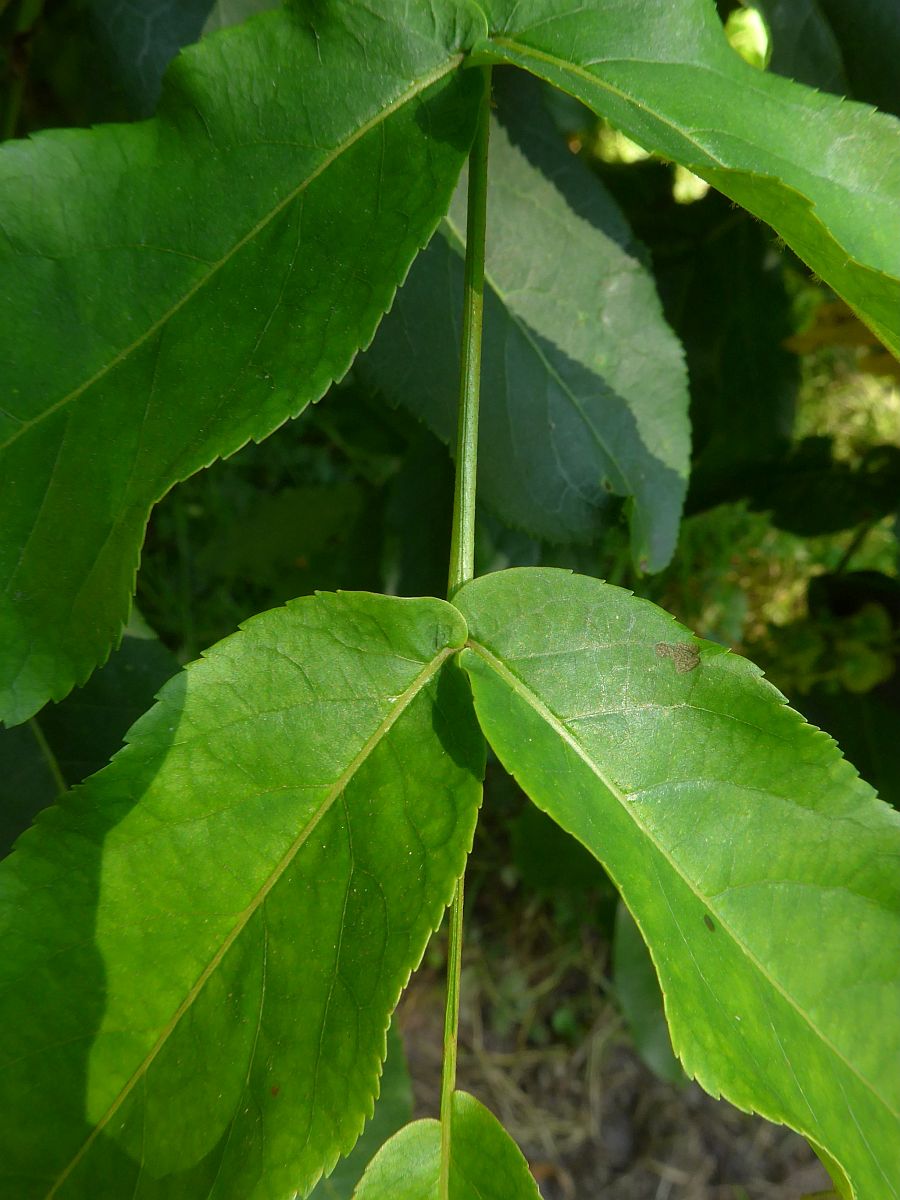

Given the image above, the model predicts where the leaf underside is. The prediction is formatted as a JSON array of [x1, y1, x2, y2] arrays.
[[0, 2, 482, 725], [361, 70, 689, 570], [475, 0, 900, 359], [456, 568, 900, 1200], [0, 592, 483, 1199]]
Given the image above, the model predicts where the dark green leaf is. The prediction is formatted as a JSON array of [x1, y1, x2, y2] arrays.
[[814, 0, 900, 118], [86, 0, 215, 114], [352, 1091, 540, 1200], [752, 0, 848, 94], [203, 0, 277, 35], [653, 200, 799, 511], [456, 567, 900, 1199], [0, 592, 483, 1197], [752, 1, 900, 120], [0, 622, 178, 856], [474, 0, 900, 359], [0, 2, 483, 725], [361, 70, 689, 570]]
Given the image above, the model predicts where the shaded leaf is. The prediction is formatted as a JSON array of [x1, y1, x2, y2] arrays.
[[313, 1024, 412, 1200], [86, 0, 215, 114], [0, 2, 483, 724], [203, 0, 277, 35], [474, 0, 900, 358], [352, 1091, 540, 1200], [0, 591, 483, 1197], [361, 70, 689, 570], [0, 621, 178, 856], [814, 0, 900, 118], [752, 0, 900, 120], [752, 0, 848, 94], [652, 199, 799, 511], [456, 567, 900, 1199]]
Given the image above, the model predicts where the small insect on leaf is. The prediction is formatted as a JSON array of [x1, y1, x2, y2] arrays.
[[704, 915, 715, 932], [655, 641, 701, 673]]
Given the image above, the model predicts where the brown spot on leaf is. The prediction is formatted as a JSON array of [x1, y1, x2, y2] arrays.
[[655, 641, 700, 673], [704, 915, 715, 932]]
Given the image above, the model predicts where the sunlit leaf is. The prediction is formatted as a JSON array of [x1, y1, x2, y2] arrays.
[[456, 567, 900, 1199]]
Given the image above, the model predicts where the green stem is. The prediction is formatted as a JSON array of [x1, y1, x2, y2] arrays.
[[439, 66, 491, 1199], [447, 68, 491, 599], [28, 718, 66, 796], [834, 519, 874, 576]]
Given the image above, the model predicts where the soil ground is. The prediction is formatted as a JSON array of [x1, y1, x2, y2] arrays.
[[398, 897, 833, 1200]]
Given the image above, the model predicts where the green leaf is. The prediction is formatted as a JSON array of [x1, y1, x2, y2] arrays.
[[0, 621, 178, 856], [352, 1091, 540, 1200], [455, 567, 900, 1199], [0, 591, 483, 1198], [0, 2, 484, 725], [361, 70, 689, 570], [312, 1024, 412, 1200], [473, 0, 900, 359], [612, 902, 684, 1087]]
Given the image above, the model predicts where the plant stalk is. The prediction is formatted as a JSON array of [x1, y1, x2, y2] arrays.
[[447, 67, 491, 600], [439, 66, 491, 1199]]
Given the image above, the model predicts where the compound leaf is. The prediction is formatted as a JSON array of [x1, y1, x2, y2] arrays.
[[474, 0, 900, 359], [352, 1091, 540, 1200], [362, 71, 689, 570], [455, 568, 900, 1200], [0, 1, 484, 725], [0, 591, 483, 1198]]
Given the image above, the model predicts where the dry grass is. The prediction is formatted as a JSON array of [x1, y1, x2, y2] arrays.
[[398, 899, 832, 1200]]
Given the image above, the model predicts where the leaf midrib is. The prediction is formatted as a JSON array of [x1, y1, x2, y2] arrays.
[[46, 643, 457, 1199], [465, 637, 897, 1121], [2, 56, 462, 456]]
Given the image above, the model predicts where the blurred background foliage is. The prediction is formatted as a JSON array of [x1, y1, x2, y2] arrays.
[[2, 1, 898, 1196]]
